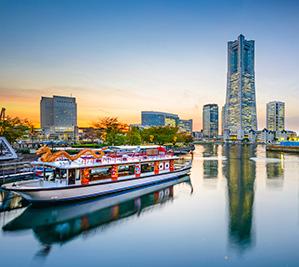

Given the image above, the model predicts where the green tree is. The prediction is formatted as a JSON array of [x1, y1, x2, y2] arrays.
[[0, 116, 29, 143], [93, 117, 128, 145], [126, 127, 142, 145], [176, 132, 193, 145], [141, 126, 178, 145]]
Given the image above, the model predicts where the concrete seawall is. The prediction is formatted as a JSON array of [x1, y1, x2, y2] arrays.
[[266, 145, 299, 153]]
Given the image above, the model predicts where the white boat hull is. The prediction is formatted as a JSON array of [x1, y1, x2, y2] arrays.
[[5, 167, 191, 203]]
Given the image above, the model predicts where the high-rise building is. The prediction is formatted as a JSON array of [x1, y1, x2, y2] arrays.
[[141, 111, 179, 127], [178, 119, 193, 133], [266, 101, 285, 131], [40, 95, 77, 139], [221, 105, 226, 136], [224, 34, 257, 140], [203, 104, 219, 138], [40, 97, 54, 129]]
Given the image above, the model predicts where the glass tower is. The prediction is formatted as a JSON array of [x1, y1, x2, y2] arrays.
[[203, 104, 219, 138], [224, 34, 257, 140], [266, 101, 285, 131]]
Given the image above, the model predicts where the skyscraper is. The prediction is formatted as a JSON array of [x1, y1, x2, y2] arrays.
[[224, 34, 257, 140], [40, 95, 77, 139], [266, 101, 285, 131], [203, 104, 219, 138]]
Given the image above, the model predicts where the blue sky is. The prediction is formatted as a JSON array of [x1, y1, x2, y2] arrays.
[[0, 0, 298, 130]]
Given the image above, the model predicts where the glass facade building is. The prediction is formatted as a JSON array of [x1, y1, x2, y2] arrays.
[[266, 101, 285, 131], [178, 119, 193, 133], [40, 95, 77, 134], [141, 111, 179, 127], [224, 34, 257, 140], [203, 104, 219, 138]]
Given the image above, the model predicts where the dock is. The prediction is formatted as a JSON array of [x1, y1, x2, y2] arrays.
[[267, 141, 299, 153], [0, 161, 33, 184]]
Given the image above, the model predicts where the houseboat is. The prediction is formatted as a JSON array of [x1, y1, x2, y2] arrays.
[[1, 145, 192, 203]]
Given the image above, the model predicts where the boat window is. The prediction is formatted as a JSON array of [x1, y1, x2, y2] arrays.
[[89, 167, 111, 181], [53, 168, 67, 179], [54, 168, 60, 179], [141, 163, 154, 173], [118, 165, 135, 177]]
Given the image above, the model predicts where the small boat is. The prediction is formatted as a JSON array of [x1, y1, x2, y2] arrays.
[[1, 145, 192, 203]]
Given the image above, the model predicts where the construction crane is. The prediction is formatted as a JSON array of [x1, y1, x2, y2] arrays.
[[0, 108, 6, 121]]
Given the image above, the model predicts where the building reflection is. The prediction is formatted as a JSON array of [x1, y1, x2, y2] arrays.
[[265, 151, 284, 188], [202, 144, 218, 178], [223, 144, 256, 252]]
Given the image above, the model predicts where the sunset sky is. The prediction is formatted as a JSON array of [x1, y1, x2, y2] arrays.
[[0, 0, 299, 131]]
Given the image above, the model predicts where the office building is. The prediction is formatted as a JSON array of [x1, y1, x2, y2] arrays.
[[203, 104, 219, 138], [179, 119, 193, 133], [266, 101, 285, 132], [40, 95, 77, 139], [141, 111, 179, 127], [224, 34, 257, 140]]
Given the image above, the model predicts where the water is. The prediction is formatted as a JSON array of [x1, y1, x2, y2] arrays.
[[1, 144, 299, 266]]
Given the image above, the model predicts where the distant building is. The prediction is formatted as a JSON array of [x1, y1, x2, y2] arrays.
[[266, 101, 285, 132], [257, 129, 275, 144], [276, 130, 297, 141], [40, 95, 77, 140], [141, 111, 179, 127], [203, 104, 219, 138], [179, 119, 193, 133], [192, 131, 204, 140], [224, 34, 257, 140], [221, 105, 226, 135]]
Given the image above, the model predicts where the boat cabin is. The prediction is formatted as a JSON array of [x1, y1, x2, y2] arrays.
[[33, 145, 182, 186]]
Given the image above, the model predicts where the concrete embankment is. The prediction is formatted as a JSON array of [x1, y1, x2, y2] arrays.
[[266, 145, 299, 153]]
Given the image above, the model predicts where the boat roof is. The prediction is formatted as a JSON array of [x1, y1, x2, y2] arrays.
[[32, 154, 178, 170], [109, 145, 162, 150]]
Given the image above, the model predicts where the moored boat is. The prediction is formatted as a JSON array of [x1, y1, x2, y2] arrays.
[[1, 145, 192, 203]]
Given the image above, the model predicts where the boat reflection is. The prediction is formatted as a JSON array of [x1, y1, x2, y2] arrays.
[[3, 176, 192, 247], [223, 144, 256, 253], [0, 189, 29, 212]]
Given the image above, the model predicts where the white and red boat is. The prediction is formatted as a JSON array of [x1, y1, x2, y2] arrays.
[[1, 145, 192, 203]]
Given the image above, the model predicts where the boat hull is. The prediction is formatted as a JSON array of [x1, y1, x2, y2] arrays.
[[5, 167, 191, 203]]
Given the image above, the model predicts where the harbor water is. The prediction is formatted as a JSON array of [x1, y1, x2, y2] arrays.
[[1, 144, 299, 266]]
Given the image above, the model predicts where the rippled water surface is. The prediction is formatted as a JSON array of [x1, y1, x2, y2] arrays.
[[1, 144, 299, 266]]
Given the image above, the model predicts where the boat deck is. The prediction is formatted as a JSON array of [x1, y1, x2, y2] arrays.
[[32, 154, 179, 169]]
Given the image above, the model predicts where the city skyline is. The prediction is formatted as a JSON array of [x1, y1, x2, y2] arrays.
[[1, 0, 299, 131]]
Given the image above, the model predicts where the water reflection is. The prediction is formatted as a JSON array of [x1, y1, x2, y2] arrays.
[[223, 144, 256, 252], [0, 190, 29, 212], [265, 151, 284, 189], [202, 144, 219, 178], [3, 176, 192, 250]]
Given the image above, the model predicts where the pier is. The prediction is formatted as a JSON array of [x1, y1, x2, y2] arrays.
[[0, 161, 33, 184]]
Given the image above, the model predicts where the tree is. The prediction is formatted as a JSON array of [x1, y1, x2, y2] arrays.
[[176, 132, 193, 145], [141, 126, 178, 145], [126, 126, 142, 145], [93, 117, 128, 145], [24, 119, 37, 143], [0, 116, 29, 143]]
